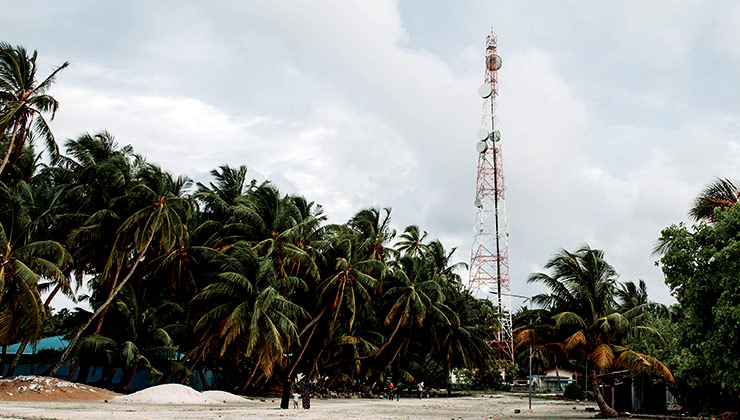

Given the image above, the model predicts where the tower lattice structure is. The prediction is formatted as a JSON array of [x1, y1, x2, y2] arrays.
[[468, 32, 513, 363]]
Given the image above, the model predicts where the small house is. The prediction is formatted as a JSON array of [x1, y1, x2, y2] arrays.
[[513, 368, 581, 392]]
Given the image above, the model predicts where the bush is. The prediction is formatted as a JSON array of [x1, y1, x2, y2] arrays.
[[563, 383, 583, 400]]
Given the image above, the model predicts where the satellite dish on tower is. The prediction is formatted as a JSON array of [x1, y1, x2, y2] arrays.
[[474, 198, 482, 208], [476, 141, 488, 154], [478, 84, 493, 98], [492, 130, 501, 142], [486, 54, 502, 71], [477, 130, 489, 141]]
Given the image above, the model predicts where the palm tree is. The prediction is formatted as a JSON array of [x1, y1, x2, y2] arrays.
[[195, 164, 252, 222], [0, 180, 69, 376], [222, 183, 320, 285], [430, 289, 497, 385], [288, 226, 386, 380], [347, 208, 395, 262], [0, 44, 69, 178], [395, 225, 428, 257], [525, 245, 672, 417], [98, 287, 185, 391], [380, 256, 444, 357], [192, 241, 306, 388], [689, 177, 740, 222], [49, 168, 191, 375], [615, 280, 669, 319]]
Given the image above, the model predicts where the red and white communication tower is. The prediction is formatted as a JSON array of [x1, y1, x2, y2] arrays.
[[468, 32, 513, 362]]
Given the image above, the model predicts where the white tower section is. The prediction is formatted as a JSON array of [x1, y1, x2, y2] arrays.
[[468, 32, 514, 362]]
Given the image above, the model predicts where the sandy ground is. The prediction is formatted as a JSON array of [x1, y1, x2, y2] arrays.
[[0, 393, 601, 420], [0, 376, 119, 402]]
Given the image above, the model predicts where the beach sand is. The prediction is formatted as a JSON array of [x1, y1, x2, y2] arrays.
[[0, 392, 599, 420]]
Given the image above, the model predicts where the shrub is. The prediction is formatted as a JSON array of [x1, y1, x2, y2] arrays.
[[563, 383, 583, 400]]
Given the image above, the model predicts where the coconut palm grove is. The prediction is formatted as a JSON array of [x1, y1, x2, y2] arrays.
[[2, 43, 740, 417]]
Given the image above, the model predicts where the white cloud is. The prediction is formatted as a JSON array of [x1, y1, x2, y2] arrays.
[[9, 0, 740, 308]]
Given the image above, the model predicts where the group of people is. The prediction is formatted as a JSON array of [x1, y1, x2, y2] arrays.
[[292, 383, 312, 409], [291, 379, 428, 408], [387, 381, 425, 400]]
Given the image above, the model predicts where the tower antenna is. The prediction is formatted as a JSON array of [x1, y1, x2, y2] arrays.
[[469, 31, 514, 363]]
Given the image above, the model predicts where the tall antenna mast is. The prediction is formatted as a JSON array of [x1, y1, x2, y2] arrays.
[[469, 32, 513, 363]]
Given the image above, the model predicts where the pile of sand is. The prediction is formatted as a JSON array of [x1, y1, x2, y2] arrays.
[[0, 375, 119, 401], [202, 390, 249, 403], [113, 383, 246, 404]]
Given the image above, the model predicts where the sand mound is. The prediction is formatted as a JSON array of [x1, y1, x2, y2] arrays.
[[114, 383, 224, 404], [203, 390, 249, 403], [0, 375, 119, 401]]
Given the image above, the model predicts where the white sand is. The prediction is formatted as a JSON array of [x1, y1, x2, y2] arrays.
[[113, 383, 224, 404], [202, 390, 249, 403], [0, 392, 602, 419]]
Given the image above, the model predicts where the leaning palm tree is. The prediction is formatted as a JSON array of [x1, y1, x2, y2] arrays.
[[525, 245, 673, 417], [0, 43, 69, 178], [49, 170, 191, 375], [689, 177, 740, 223]]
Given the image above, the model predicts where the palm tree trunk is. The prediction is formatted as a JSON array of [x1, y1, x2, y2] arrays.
[[286, 307, 326, 380], [78, 361, 92, 383], [66, 360, 81, 381], [240, 363, 260, 394], [122, 363, 138, 392], [6, 338, 30, 377], [44, 284, 63, 308], [93, 264, 123, 334], [381, 337, 408, 373], [588, 368, 618, 417], [48, 234, 155, 376], [0, 122, 20, 178], [325, 318, 404, 368], [1, 345, 6, 376], [308, 345, 326, 379], [105, 367, 118, 388], [198, 369, 211, 391], [159, 340, 208, 385]]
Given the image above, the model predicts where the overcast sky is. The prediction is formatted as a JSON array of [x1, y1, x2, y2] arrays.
[[6, 1, 740, 307]]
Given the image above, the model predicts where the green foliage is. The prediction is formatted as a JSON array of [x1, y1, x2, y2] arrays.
[[522, 245, 672, 417], [0, 43, 68, 178], [563, 382, 583, 400], [0, 43, 500, 395], [42, 308, 75, 337], [452, 368, 473, 390], [658, 204, 740, 413]]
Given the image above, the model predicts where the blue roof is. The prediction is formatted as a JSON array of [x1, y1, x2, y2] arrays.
[[6, 335, 68, 355]]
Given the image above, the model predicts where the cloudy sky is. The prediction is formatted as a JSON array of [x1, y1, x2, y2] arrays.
[[6, 1, 740, 306]]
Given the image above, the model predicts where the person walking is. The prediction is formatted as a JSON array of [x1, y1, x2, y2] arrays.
[[417, 382, 424, 399], [388, 382, 395, 400]]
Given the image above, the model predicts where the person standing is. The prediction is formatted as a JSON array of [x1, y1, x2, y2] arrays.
[[417, 382, 424, 399], [388, 382, 395, 400], [292, 390, 300, 409], [301, 384, 312, 409]]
